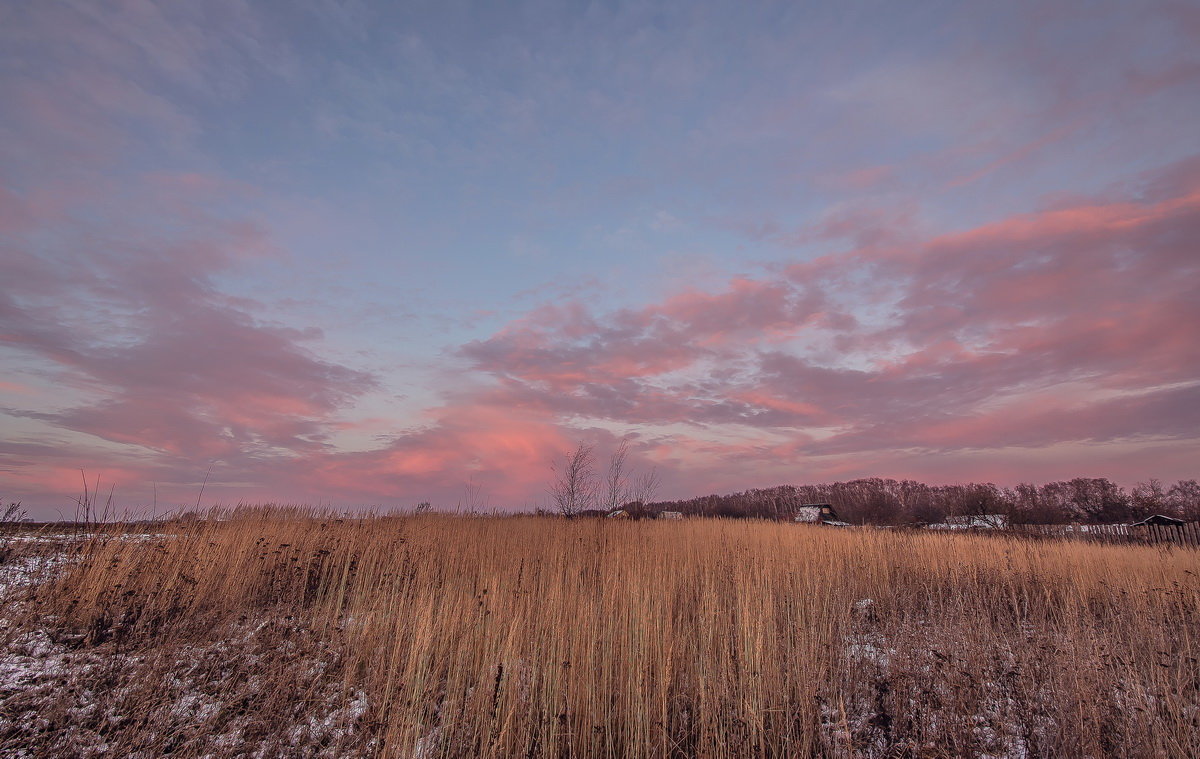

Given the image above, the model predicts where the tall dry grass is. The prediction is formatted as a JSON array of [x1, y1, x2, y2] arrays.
[[6, 508, 1200, 757]]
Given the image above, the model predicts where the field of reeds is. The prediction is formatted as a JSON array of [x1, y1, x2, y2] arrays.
[[2, 509, 1198, 758]]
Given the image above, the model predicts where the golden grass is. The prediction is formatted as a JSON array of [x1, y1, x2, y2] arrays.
[[11, 508, 1200, 757]]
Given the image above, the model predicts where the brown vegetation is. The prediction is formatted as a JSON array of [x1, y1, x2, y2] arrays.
[[3, 509, 1199, 757]]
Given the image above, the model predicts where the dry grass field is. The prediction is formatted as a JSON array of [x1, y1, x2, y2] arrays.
[[2, 509, 1198, 758]]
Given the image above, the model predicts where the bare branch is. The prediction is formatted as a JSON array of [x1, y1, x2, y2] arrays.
[[630, 467, 661, 507], [549, 442, 598, 517], [602, 439, 631, 513]]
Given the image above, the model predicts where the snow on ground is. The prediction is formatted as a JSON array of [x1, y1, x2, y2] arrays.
[[0, 554, 64, 596], [0, 615, 376, 757], [412, 725, 446, 759], [0, 544, 1185, 756], [0, 630, 64, 695], [0, 534, 369, 757], [826, 599, 1039, 759]]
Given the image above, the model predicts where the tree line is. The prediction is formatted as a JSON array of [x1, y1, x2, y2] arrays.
[[643, 477, 1200, 525]]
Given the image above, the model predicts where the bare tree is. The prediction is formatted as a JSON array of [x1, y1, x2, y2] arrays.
[[1131, 479, 1166, 519], [601, 439, 631, 514], [1168, 480, 1200, 521], [550, 442, 598, 517], [629, 466, 661, 507]]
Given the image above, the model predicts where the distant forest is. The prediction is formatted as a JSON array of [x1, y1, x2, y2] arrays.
[[640, 478, 1200, 525]]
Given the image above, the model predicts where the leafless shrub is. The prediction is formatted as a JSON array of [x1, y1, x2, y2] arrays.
[[0, 500, 26, 565]]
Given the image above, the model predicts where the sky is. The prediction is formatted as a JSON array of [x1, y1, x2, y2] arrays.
[[1, 0, 1198, 519]]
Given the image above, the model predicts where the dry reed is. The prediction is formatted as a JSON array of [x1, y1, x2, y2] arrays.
[[3, 507, 1198, 757]]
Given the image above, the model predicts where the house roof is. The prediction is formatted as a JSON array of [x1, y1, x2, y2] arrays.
[[1130, 514, 1186, 526]]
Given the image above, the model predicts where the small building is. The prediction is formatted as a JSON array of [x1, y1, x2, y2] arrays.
[[938, 514, 1010, 529], [659, 511, 683, 520], [1130, 514, 1186, 527], [927, 516, 991, 530], [793, 504, 843, 525], [606, 509, 629, 519]]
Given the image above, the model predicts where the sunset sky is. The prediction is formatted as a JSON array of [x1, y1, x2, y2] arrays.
[[2, 1, 1198, 518]]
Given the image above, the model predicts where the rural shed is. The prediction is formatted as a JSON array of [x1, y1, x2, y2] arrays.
[[793, 504, 842, 525], [659, 511, 683, 520], [1130, 514, 1186, 527], [943, 514, 1010, 529]]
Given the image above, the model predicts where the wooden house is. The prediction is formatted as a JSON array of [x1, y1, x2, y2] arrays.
[[792, 504, 844, 525]]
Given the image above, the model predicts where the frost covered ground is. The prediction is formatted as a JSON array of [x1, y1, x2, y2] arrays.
[[1, 542, 1042, 759], [0, 621, 373, 758], [832, 598, 1037, 759], [0, 576, 1096, 759], [0, 535, 377, 758], [0, 529, 464, 757], [1, 520, 1196, 758]]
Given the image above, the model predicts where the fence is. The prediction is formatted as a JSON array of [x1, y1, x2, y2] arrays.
[[1008, 522, 1200, 549]]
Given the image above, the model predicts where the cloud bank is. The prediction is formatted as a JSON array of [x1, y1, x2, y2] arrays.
[[3, 156, 1197, 514]]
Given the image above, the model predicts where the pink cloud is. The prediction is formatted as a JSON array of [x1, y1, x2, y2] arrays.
[[4, 148, 1198, 514], [287, 402, 576, 506], [452, 155, 1200, 490], [0, 169, 378, 511]]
